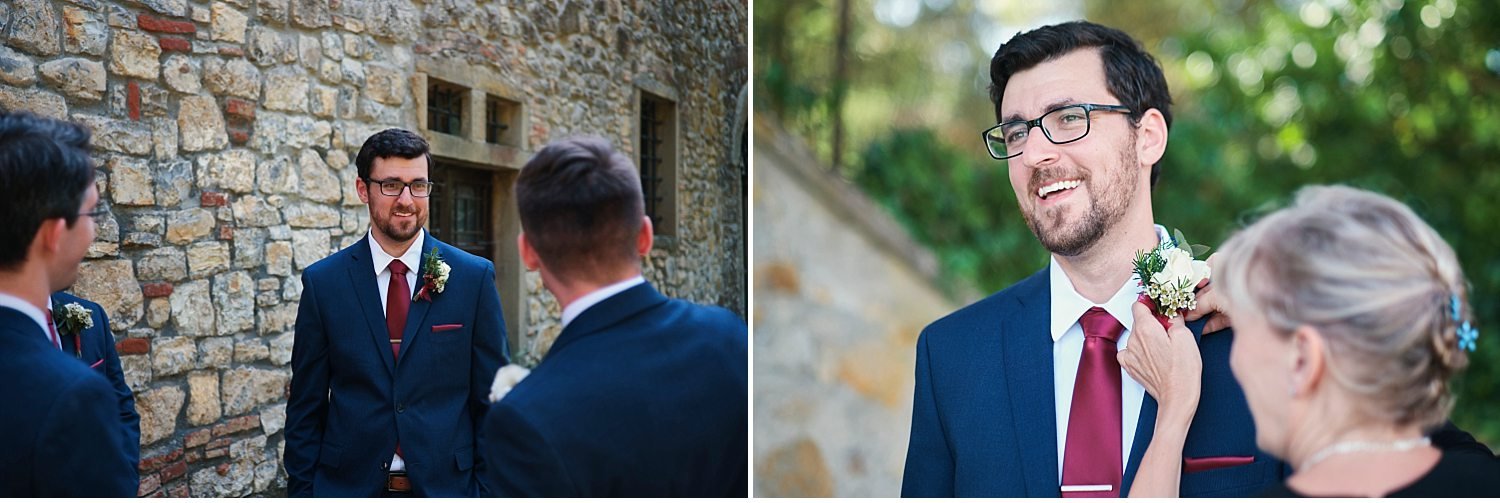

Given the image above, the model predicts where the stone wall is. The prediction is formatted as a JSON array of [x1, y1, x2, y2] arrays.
[[752, 120, 967, 497], [1, 0, 746, 496]]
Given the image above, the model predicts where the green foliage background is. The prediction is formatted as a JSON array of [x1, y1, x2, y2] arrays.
[[757, 0, 1500, 444]]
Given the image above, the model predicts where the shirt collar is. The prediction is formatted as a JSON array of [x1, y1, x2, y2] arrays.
[[1048, 225, 1171, 342], [0, 291, 50, 340], [368, 228, 426, 275], [561, 275, 646, 329]]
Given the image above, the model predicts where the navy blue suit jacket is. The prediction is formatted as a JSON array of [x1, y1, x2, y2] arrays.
[[902, 267, 1287, 497], [284, 234, 510, 496], [0, 305, 138, 496], [52, 291, 141, 468], [478, 282, 748, 497]]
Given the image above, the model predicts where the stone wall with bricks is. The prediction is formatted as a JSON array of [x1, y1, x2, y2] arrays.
[[752, 120, 965, 497], [1, 0, 746, 496]]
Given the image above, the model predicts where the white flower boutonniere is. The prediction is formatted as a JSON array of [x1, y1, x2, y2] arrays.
[[55, 302, 94, 358], [58, 302, 95, 334], [1133, 229, 1212, 320], [488, 364, 532, 403], [413, 248, 450, 302]]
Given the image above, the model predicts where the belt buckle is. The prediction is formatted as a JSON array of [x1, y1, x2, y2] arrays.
[[386, 472, 412, 493]]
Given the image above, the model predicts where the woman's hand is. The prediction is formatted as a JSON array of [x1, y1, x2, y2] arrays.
[[1185, 253, 1232, 333], [1119, 300, 1204, 497], [1119, 301, 1202, 429]]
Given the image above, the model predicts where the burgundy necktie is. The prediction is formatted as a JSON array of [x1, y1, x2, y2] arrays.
[[386, 259, 411, 361], [45, 308, 61, 350], [1060, 307, 1124, 497], [386, 259, 410, 460]]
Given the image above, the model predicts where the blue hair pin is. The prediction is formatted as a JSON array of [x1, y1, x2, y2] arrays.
[[1451, 294, 1479, 352]]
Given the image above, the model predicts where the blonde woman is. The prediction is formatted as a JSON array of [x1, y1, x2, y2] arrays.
[[1123, 185, 1499, 497]]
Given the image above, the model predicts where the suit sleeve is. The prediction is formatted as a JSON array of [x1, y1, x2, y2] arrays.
[[284, 274, 330, 497], [478, 401, 576, 497], [95, 307, 141, 468], [902, 327, 955, 496], [38, 372, 138, 496], [470, 261, 510, 483]]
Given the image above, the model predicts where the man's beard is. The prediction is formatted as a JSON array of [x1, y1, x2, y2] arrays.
[[1022, 148, 1139, 257], [374, 205, 424, 242]]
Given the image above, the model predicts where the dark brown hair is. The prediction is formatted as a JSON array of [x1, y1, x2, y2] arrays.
[[515, 136, 644, 280]]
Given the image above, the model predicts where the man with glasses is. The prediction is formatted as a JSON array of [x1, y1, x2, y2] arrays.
[[285, 128, 510, 496], [901, 21, 1285, 497], [0, 111, 137, 496]]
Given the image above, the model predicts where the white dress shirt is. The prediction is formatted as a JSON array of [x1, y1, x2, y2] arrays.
[[0, 291, 52, 346], [561, 275, 646, 329], [366, 228, 425, 472], [1050, 225, 1170, 483]]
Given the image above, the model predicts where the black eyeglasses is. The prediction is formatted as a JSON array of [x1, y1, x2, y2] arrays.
[[982, 103, 1132, 160], [79, 207, 109, 224], [364, 178, 436, 198]]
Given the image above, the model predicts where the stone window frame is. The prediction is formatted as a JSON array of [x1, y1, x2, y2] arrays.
[[634, 77, 680, 245], [413, 58, 528, 344]]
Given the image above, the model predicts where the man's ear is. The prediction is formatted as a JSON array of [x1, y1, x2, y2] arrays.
[[355, 177, 371, 205], [636, 216, 654, 257], [32, 217, 67, 259], [1135, 108, 1169, 169], [518, 233, 541, 272]]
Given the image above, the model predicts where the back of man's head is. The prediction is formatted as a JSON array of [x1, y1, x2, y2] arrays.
[[0, 111, 95, 271], [989, 20, 1173, 187], [515, 136, 645, 282]]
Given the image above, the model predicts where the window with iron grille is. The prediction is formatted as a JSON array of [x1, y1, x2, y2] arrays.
[[485, 95, 521, 146], [427, 80, 467, 136], [428, 160, 494, 260], [638, 91, 677, 236]]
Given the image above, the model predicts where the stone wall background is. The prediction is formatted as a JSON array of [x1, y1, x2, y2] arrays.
[[1, 0, 746, 496], [752, 120, 969, 497]]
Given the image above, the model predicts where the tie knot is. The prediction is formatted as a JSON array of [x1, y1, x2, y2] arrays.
[[1080, 307, 1124, 343], [388, 259, 409, 275]]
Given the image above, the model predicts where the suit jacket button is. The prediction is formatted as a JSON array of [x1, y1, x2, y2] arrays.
[[381, 461, 390, 471], [397, 404, 405, 413]]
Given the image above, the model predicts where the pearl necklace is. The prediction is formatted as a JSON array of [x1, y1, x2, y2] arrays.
[[1297, 436, 1431, 473]]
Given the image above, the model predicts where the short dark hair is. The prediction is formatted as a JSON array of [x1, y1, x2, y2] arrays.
[[515, 137, 645, 280], [989, 21, 1173, 187], [0, 111, 96, 271], [355, 128, 432, 180]]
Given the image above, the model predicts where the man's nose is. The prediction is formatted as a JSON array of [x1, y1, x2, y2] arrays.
[[1018, 128, 1061, 168]]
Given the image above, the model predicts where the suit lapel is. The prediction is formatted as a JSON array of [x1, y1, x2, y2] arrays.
[[346, 238, 396, 375], [1121, 317, 1208, 495], [396, 238, 438, 368], [1121, 392, 1158, 495], [1002, 269, 1060, 497], [48, 294, 72, 356]]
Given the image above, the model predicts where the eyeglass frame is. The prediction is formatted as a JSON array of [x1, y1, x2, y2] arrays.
[[362, 177, 437, 198], [982, 103, 1133, 160], [77, 206, 109, 224]]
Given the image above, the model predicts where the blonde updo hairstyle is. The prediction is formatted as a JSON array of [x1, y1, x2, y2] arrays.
[[1217, 185, 1470, 429]]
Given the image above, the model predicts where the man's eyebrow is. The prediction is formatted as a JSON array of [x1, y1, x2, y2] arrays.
[[1001, 98, 1081, 124]]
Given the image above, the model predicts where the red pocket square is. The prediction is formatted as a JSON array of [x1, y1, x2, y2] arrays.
[[1183, 455, 1255, 473], [432, 324, 464, 332]]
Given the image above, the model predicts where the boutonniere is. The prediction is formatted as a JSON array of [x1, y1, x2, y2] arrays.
[[1132, 229, 1212, 324], [55, 302, 94, 358], [412, 247, 451, 302], [487, 364, 532, 403]]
